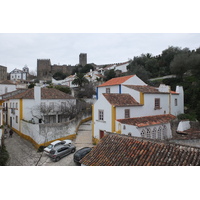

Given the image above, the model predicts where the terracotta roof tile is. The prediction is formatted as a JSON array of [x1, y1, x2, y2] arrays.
[[103, 93, 141, 107], [80, 133, 200, 166], [98, 75, 135, 87], [124, 85, 168, 94], [0, 80, 16, 85], [117, 114, 176, 127], [9, 88, 75, 100]]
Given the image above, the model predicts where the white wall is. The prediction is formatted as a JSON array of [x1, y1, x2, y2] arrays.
[[118, 122, 172, 139], [93, 95, 112, 139], [123, 75, 147, 85], [98, 85, 120, 98], [0, 84, 17, 95], [177, 120, 190, 132]]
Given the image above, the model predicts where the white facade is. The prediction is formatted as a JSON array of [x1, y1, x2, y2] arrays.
[[10, 68, 28, 81], [0, 83, 17, 95], [93, 75, 184, 141]]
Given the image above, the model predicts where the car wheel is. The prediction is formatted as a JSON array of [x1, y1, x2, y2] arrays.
[[71, 149, 75, 153], [55, 157, 60, 162]]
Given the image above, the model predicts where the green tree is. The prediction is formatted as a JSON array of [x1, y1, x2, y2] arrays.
[[170, 53, 189, 79], [53, 71, 68, 80], [104, 69, 116, 81], [72, 73, 89, 87]]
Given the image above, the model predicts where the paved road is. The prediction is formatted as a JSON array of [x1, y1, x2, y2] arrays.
[[4, 121, 93, 166]]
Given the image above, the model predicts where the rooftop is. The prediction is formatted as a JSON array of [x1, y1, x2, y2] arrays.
[[117, 114, 176, 127], [98, 75, 135, 87], [0, 80, 16, 85], [103, 93, 141, 107], [80, 133, 200, 166], [9, 88, 75, 100]]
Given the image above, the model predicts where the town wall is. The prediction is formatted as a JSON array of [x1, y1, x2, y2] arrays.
[[0, 65, 7, 81]]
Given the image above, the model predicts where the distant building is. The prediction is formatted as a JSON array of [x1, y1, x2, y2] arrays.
[[0, 65, 7, 81], [10, 66, 29, 81], [37, 59, 74, 81], [79, 53, 87, 67]]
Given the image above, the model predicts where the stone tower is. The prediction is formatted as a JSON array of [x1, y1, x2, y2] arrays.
[[37, 59, 52, 81], [79, 53, 87, 67]]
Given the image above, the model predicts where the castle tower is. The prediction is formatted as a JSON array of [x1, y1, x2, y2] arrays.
[[79, 53, 87, 67], [37, 59, 52, 81]]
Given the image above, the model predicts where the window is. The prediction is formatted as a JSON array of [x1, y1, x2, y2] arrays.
[[157, 126, 162, 140], [16, 116, 18, 123], [141, 129, 146, 137], [163, 125, 168, 139], [152, 127, 157, 139], [106, 88, 110, 93], [146, 128, 151, 138], [98, 110, 104, 121], [16, 103, 18, 109], [124, 109, 130, 118], [175, 98, 178, 106], [155, 98, 160, 109]]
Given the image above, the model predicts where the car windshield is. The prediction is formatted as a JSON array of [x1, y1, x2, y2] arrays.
[[47, 144, 53, 149]]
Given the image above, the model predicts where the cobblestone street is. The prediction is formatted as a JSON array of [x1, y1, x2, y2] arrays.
[[4, 121, 93, 166]]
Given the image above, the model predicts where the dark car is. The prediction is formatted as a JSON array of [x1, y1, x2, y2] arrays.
[[73, 147, 92, 165], [48, 144, 76, 162]]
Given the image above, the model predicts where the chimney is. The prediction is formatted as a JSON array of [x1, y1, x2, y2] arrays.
[[34, 85, 41, 104]]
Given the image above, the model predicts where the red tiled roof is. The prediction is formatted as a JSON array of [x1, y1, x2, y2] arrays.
[[0, 80, 16, 85], [9, 88, 75, 99], [117, 114, 176, 127], [171, 91, 179, 95], [80, 133, 200, 166], [103, 93, 141, 107], [98, 75, 135, 87], [124, 85, 168, 94]]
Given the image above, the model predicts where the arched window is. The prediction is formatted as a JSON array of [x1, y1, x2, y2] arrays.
[[163, 125, 167, 139], [146, 128, 151, 139], [157, 126, 162, 140], [141, 129, 146, 138], [128, 133, 132, 136], [152, 127, 157, 139]]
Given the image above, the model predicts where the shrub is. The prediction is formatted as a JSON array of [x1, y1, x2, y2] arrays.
[[0, 145, 9, 166]]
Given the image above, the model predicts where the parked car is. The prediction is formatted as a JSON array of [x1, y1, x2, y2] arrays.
[[73, 147, 92, 165], [44, 139, 72, 155], [48, 144, 76, 162]]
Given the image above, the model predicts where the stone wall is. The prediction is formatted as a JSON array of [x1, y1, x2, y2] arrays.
[[0, 65, 7, 81]]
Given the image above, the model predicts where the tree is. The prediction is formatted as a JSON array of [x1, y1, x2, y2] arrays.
[[53, 71, 68, 80], [104, 69, 116, 81], [170, 53, 189, 79], [72, 73, 89, 87]]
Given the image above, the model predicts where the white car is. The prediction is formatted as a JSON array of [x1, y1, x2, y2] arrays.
[[44, 140, 72, 155]]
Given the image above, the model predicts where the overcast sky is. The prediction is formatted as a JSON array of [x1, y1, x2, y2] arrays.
[[0, 33, 200, 73]]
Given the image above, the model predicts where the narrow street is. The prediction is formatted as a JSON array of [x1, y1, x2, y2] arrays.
[[4, 120, 93, 166]]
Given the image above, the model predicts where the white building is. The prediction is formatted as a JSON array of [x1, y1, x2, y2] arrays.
[[10, 66, 29, 81], [92, 75, 184, 143], [0, 80, 17, 95]]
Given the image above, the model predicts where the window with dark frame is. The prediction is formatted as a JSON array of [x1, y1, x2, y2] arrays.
[[99, 110, 104, 121], [175, 98, 178, 106], [106, 88, 110, 93], [125, 109, 130, 118], [155, 98, 160, 109]]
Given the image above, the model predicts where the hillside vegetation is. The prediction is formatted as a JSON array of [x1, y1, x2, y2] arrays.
[[125, 46, 200, 121]]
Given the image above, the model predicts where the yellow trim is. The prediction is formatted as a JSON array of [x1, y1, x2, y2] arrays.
[[111, 105, 116, 132], [140, 92, 144, 105], [12, 126, 77, 149], [75, 116, 92, 133], [0, 100, 5, 106], [19, 99, 23, 120], [92, 105, 94, 138]]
